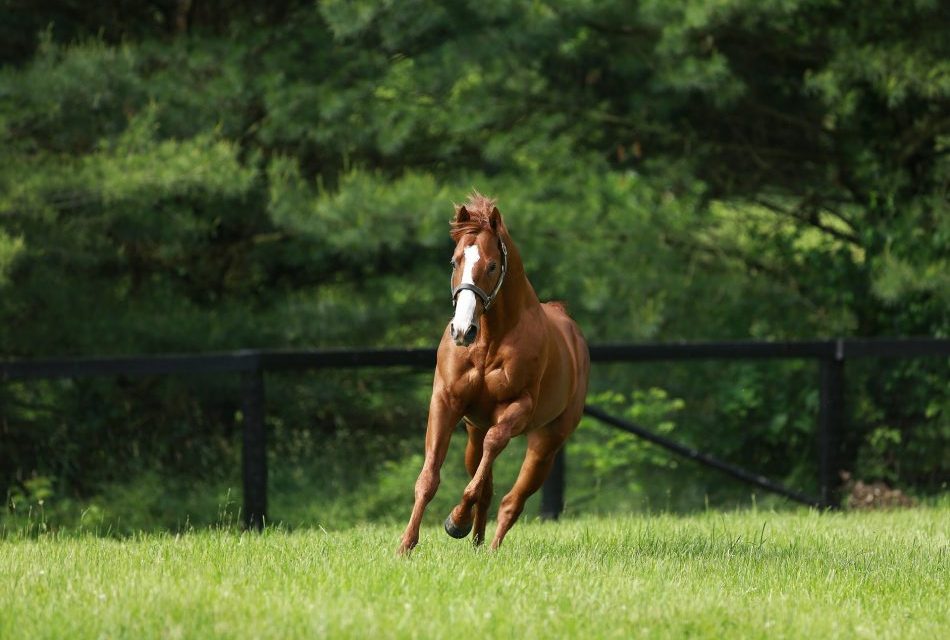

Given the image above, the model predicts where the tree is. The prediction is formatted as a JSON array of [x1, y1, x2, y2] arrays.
[[1, 1, 946, 523]]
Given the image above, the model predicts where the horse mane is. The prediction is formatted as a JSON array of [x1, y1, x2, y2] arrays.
[[450, 191, 499, 242]]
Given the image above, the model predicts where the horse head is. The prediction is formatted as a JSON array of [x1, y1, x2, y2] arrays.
[[449, 196, 508, 346]]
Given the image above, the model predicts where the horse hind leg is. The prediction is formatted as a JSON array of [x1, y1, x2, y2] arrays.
[[490, 430, 563, 550]]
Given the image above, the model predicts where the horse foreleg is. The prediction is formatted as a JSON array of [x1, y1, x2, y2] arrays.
[[397, 386, 461, 555], [472, 468, 493, 546], [445, 395, 532, 541], [445, 425, 486, 541], [490, 432, 561, 550], [446, 425, 494, 545]]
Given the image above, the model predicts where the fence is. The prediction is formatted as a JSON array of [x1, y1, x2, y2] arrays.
[[2, 338, 947, 529]]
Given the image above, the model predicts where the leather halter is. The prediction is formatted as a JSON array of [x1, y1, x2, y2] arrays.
[[451, 238, 508, 311]]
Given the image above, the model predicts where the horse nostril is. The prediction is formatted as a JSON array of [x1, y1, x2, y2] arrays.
[[464, 324, 478, 344]]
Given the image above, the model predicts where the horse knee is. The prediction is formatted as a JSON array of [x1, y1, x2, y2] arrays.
[[484, 425, 512, 454]]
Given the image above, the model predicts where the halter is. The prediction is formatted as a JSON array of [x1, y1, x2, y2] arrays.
[[451, 238, 508, 311]]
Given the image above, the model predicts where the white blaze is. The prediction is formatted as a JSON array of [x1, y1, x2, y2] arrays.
[[452, 244, 480, 333]]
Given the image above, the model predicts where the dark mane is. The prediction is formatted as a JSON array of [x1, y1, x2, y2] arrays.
[[450, 191, 497, 242]]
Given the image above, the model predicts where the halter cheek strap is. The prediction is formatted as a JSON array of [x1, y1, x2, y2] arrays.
[[451, 238, 508, 311]]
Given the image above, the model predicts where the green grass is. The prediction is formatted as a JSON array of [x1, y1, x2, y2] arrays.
[[1, 508, 947, 639]]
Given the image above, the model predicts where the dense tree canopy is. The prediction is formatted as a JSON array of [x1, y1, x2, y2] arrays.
[[1, 0, 947, 525]]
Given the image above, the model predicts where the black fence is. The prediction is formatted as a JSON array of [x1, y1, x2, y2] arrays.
[[2, 338, 947, 529]]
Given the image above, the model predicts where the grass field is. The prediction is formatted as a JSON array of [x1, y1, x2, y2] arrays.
[[2, 507, 947, 639]]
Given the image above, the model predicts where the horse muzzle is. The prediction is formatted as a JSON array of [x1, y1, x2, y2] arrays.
[[451, 322, 478, 347]]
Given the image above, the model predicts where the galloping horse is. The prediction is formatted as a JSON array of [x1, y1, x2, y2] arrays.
[[397, 193, 589, 553]]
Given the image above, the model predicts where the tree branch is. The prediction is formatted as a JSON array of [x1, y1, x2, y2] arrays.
[[752, 197, 862, 247], [661, 232, 820, 313]]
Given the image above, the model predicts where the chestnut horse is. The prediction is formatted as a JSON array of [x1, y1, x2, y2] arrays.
[[397, 193, 589, 553]]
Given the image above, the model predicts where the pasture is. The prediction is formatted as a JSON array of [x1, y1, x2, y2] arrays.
[[3, 507, 947, 639]]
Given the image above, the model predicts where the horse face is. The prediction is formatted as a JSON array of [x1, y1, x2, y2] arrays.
[[450, 232, 503, 346]]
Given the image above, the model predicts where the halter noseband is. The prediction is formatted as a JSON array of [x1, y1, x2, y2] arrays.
[[451, 238, 508, 311]]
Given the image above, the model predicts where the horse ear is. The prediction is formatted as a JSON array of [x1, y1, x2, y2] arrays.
[[489, 206, 502, 231], [454, 205, 470, 223]]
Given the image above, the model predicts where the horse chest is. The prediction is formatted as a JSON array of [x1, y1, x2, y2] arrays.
[[482, 367, 514, 397], [462, 364, 514, 400], [459, 365, 518, 428]]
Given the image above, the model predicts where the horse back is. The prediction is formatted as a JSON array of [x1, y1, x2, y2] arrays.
[[542, 301, 588, 364]]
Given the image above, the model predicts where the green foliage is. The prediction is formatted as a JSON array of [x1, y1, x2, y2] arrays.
[[0, 0, 947, 526], [0, 230, 23, 285], [570, 388, 685, 510]]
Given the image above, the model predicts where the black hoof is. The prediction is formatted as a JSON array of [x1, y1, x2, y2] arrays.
[[444, 515, 472, 539]]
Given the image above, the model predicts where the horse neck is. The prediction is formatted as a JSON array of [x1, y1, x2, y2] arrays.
[[479, 231, 538, 340]]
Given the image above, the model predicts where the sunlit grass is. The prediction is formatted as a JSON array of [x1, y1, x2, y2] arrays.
[[1, 507, 946, 639]]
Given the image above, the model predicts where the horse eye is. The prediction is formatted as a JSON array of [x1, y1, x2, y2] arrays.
[[488, 262, 497, 273], [450, 259, 457, 269]]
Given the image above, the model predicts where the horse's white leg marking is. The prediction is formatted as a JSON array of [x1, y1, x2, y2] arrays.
[[452, 244, 480, 333]]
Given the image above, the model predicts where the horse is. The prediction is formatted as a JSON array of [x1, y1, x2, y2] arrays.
[[397, 192, 589, 553]]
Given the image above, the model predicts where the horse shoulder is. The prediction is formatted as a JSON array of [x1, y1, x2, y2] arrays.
[[435, 332, 482, 405]]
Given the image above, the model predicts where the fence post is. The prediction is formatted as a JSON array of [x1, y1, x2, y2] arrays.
[[818, 340, 845, 509], [540, 446, 566, 520], [242, 365, 267, 530]]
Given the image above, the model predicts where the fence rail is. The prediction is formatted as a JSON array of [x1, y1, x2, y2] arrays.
[[3, 338, 948, 528]]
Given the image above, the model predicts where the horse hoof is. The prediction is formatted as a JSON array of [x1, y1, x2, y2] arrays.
[[444, 515, 472, 539]]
